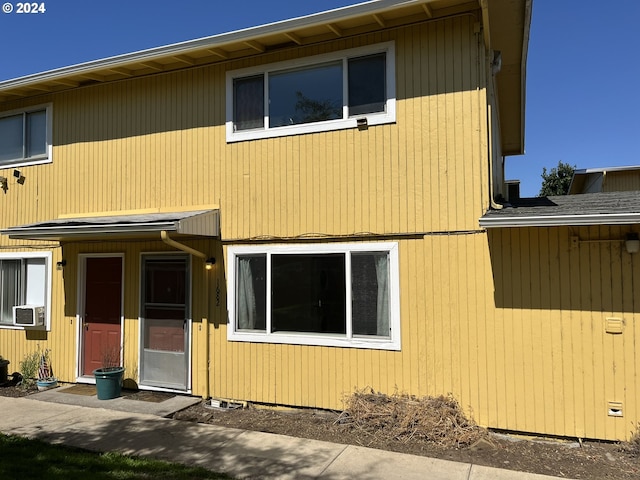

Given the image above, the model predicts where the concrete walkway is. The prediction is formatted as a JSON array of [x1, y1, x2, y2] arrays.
[[0, 394, 571, 480]]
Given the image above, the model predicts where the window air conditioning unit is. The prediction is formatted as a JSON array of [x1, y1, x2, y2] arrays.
[[13, 305, 45, 327]]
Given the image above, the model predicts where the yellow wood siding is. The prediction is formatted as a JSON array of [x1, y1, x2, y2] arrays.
[[485, 226, 640, 440], [603, 171, 640, 192], [2, 14, 638, 442]]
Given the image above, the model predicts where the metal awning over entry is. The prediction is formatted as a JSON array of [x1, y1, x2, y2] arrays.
[[0, 209, 220, 240]]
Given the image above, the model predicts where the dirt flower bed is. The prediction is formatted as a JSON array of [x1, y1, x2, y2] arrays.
[[173, 390, 640, 480]]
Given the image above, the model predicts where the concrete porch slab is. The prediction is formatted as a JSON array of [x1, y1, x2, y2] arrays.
[[29, 385, 201, 417]]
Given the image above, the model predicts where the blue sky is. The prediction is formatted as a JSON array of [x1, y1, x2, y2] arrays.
[[1, 0, 639, 197]]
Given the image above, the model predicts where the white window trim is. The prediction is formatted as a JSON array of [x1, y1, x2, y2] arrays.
[[226, 42, 396, 143], [0, 103, 53, 168], [0, 251, 52, 331], [226, 242, 401, 351]]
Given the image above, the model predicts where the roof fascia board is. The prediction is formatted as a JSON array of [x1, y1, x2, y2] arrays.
[[479, 213, 640, 228], [573, 165, 640, 175], [1, 222, 182, 239], [0, 0, 433, 93]]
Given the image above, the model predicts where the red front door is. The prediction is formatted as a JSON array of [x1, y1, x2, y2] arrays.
[[82, 257, 122, 376]]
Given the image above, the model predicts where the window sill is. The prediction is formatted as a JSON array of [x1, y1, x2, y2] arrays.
[[226, 111, 395, 143], [0, 156, 51, 169], [0, 324, 49, 331], [228, 331, 400, 351]]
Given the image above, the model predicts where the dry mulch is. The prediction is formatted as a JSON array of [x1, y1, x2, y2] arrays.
[[173, 390, 640, 480], [1, 384, 639, 479]]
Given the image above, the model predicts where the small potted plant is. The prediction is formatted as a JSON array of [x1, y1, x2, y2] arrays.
[[36, 348, 58, 391], [93, 345, 125, 400]]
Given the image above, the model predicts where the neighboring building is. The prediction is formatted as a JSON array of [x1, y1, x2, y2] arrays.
[[569, 165, 640, 194], [3, 0, 639, 442]]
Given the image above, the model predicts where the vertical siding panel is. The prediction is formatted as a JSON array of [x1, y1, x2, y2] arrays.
[[502, 229, 516, 429], [556, 230, 572, 435], [475, 234, 491, 425], [568, 228, 584, 437], [590, 227, 606, 439], [546, 228, 563, 434], [608, 227, 625, 439], [451, 17, 464, 230], [622, 233, 637, 436], [422, 238, 435, 397], [580, 228, 596, 438], [485, 232, 500, 427], [495, 230, 509, 428], [527, 228, 544, 431], [457, 234, 471, 407], [517, 228, 532, 432], [406, 240, 421, 395], [571, 227, 587, 438], [508, 228, 523, 431]]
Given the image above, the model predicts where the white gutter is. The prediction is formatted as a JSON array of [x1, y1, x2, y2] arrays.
[[2, 222, 184, 239], [160, 231, 207, 259], [480, 212, 640, 228], [573, 165, 640, 175], [0, 0, 430, 92]]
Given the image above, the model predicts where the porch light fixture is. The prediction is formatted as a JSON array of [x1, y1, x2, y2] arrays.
[[205, 257, 216, 270], [625, 233, 640, 254], [56, 259, 67, 270]]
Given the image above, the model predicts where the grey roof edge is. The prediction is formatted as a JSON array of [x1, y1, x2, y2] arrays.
[[2, 223, 179, 239], [0, 209, 219, 239], [0, 0, 424, 92], [573, 165, 640, 175], [479, 212, 640, 228]]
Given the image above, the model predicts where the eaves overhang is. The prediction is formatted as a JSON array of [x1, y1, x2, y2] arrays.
[[0, 209, 220, 241], [480, 0, 531, 156], [0, 0, 482, 103]]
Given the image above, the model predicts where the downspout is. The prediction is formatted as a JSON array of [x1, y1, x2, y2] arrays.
[[486, 81, 503, 210], [161, 230, 207, 259], [479, 0, 503, 211], [160, 230, 211, 399]]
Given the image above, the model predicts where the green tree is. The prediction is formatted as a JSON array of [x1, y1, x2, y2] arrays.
[[539, 161, 576, 196], [294, 91, 341, 123]]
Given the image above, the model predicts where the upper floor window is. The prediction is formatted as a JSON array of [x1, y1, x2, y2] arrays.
[[0, 252, 51, 329], [226, 42, 395, 142], [0, 104, 52, 168]]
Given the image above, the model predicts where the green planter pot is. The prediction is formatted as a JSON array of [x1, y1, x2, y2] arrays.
[[93, 367, 125, 400]]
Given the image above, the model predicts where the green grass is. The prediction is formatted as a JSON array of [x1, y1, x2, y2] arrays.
[[0, 433, 233, 479]]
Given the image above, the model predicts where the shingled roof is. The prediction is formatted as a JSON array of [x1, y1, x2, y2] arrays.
[[479, 191, 640, 228]]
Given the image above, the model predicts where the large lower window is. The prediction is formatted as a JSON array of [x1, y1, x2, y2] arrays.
[[227, 243, 400, 350], [226, 42, 395, 142], [0, 104, 52, 167], [0, 252, 51, 328]]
